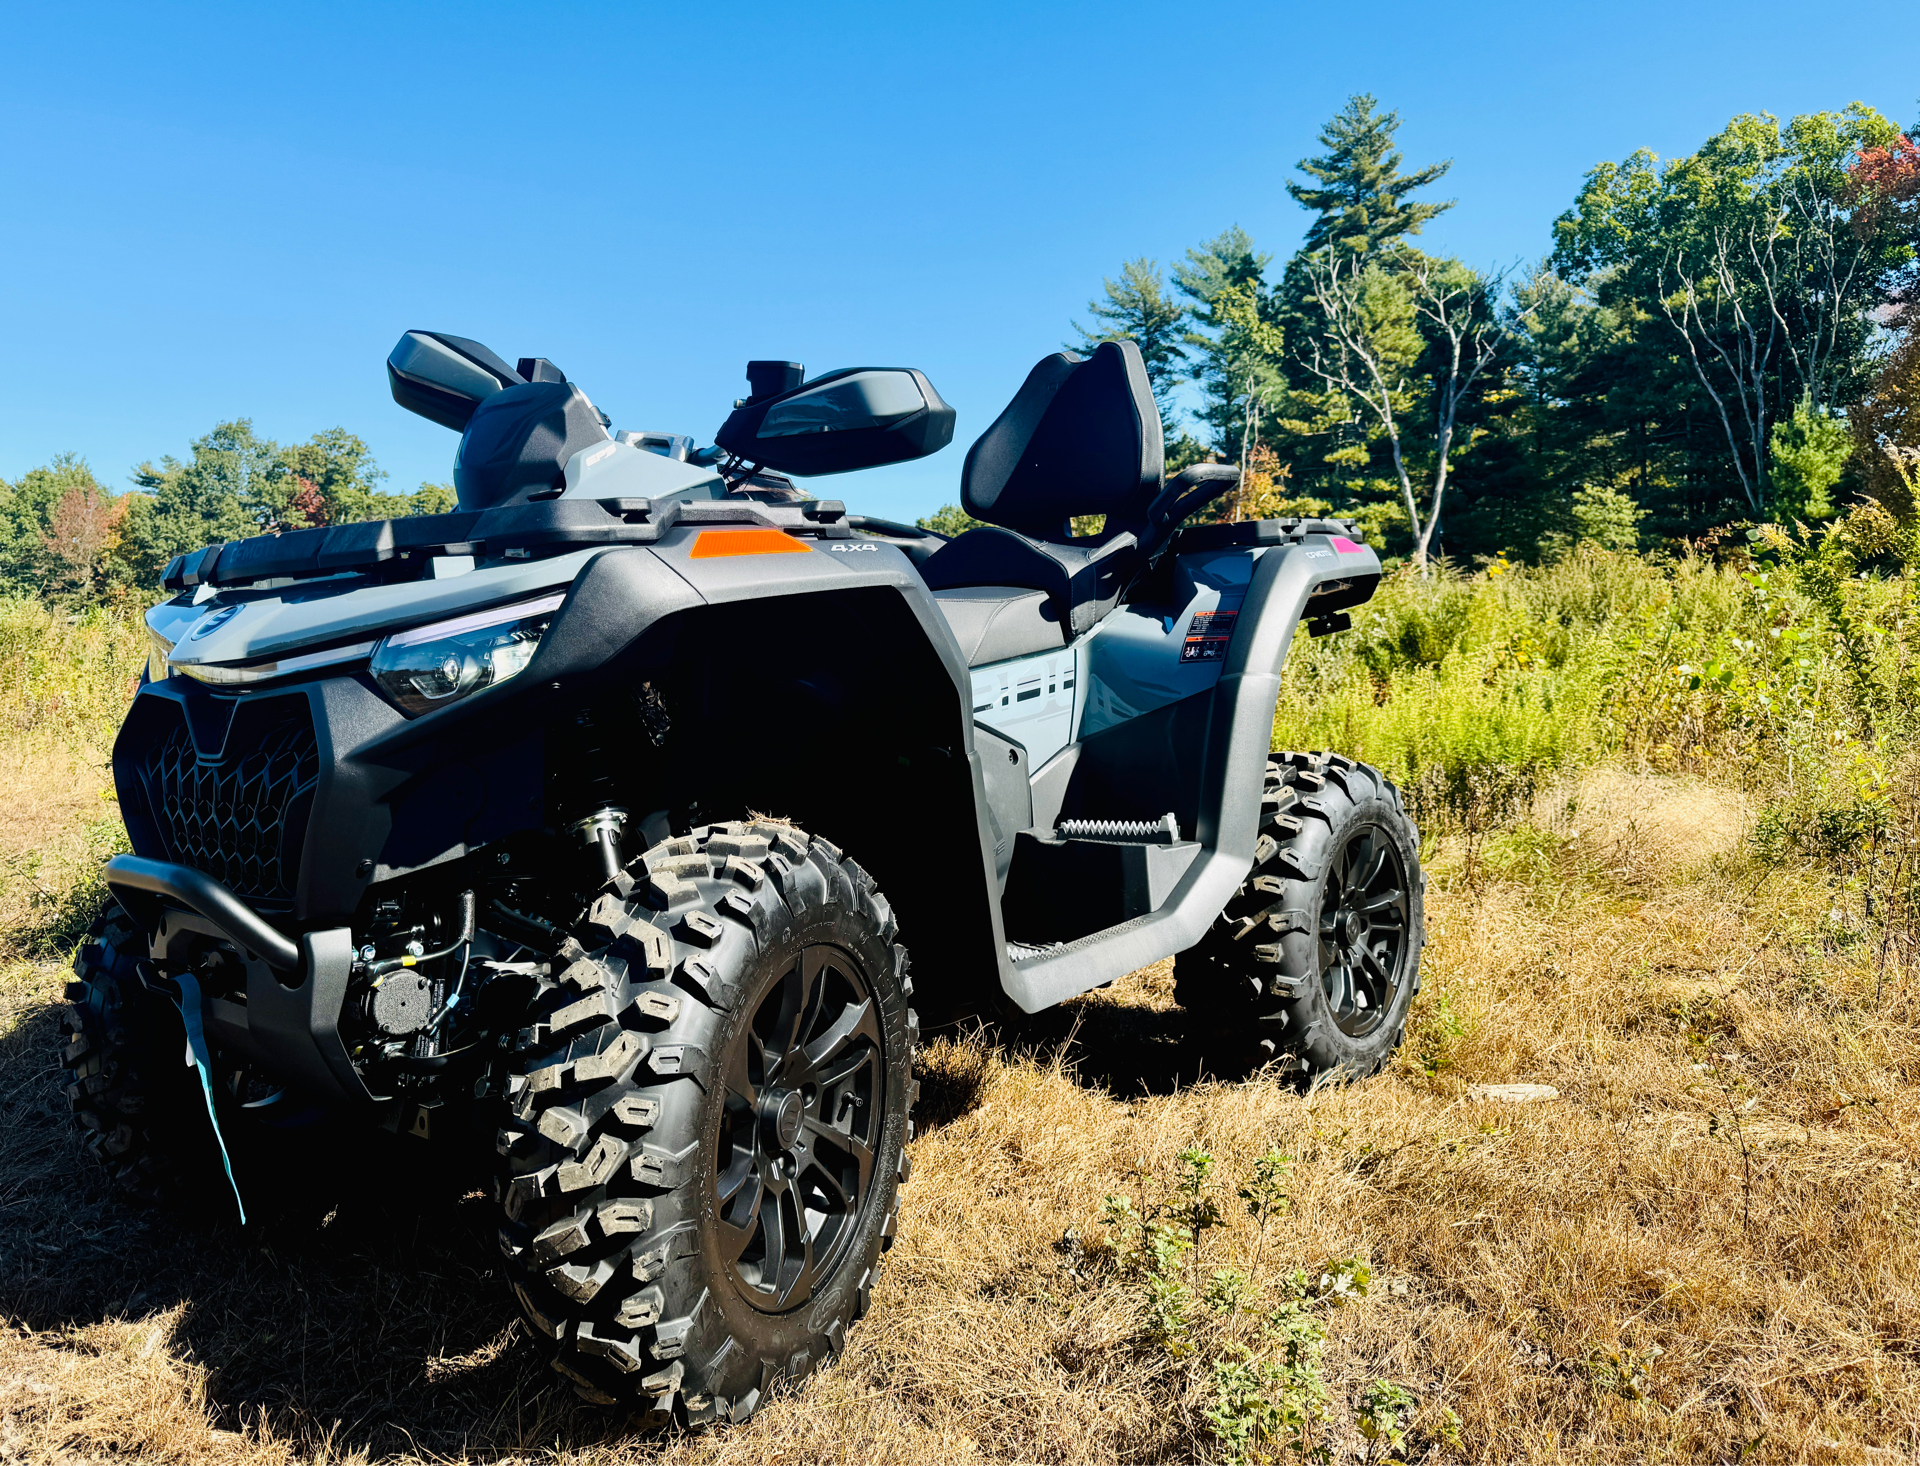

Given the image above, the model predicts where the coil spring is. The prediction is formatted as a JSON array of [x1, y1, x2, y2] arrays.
[[1056, 814, 1180, 842]]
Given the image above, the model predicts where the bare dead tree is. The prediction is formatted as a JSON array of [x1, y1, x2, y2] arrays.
[[1658, 220, 1783, 517], [1658, 179, 1879, 518], [1774, 173, 1874, 416], [1299, 251, 1502, 573]]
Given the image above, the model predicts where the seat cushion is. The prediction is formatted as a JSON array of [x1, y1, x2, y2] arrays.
[[933, 586, 1067, 667], [920, 525, 1138, 637]]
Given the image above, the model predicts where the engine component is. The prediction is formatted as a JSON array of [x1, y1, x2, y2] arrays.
[[370, 970, 435, 1036], [570, 806, 628, 885]]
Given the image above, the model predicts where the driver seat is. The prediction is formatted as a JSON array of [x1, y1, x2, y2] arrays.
[[920, 341, 1163, 638]]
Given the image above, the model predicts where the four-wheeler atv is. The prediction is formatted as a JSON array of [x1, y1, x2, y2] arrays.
[[60, 331, 1424, 1424]]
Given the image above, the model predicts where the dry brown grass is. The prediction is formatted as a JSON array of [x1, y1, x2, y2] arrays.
[[3, 745, 1918, 1463], [0, 740, 117, 956]]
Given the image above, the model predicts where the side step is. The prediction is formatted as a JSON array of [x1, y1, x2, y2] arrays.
[[1000, 824, 1201, 947]]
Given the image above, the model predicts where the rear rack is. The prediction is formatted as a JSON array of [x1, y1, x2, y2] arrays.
[[1169, 516, 1362, 556], [163, 497, 853, 592]]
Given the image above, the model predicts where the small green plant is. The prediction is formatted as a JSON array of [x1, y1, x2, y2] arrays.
[[1411, 986, 1466, 1076], [1584, 1341, 1663, 1401], [1100, 1147, 1226, 1350], [1098, 1148, 1414, 1464], [1357, 1378, 1417, 1463]]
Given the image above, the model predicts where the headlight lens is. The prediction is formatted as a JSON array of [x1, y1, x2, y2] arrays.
[[146, 630, 175, 683], [369, 592, 564, 717]]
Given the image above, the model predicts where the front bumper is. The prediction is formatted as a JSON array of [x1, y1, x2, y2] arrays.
[[106, 854, 378, 1107]]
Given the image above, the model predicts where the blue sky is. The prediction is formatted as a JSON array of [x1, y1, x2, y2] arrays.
[[2, 1, 1915, 525]]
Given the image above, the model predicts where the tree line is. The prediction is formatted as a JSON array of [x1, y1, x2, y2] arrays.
[[6, 92, 1917, 599], [0, 423, 452, 602], [1043, 94, 1920, 568]]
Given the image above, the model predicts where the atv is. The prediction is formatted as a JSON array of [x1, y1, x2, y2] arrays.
[[61, 331, 1424, 1424]]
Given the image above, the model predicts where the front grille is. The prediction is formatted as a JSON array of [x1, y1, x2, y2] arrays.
[[145, 702, 320, 904]]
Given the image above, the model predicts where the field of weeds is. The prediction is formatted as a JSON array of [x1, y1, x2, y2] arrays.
[[3, 532, 1920, 1464]]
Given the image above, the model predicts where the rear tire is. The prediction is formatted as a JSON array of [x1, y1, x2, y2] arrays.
[[496, 820, 917, 1426], [1177, 752, 1424, 1079]]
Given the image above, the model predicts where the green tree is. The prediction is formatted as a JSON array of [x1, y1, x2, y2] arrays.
[[1269, 95, 1472, 544], [1211, 282, 1287, 513], [1286, 93, 1454, 261], [406, 482, 458, 516], [1294, 251, 1504, 570], [1769, 392, 1851, 521], [1553, 105, 1909, 516], [278, 427, 390, 524], [125, 421, 273, 578], [1173, 228, 1280, 460], [1571, 482, 1648, 551], [1071, 258, 1188, 438], [0, 455, 121, 598], [915, 504, 983, 538]]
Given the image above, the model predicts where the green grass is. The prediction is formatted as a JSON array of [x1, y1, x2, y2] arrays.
[[1274, 527, 1920, 837], [0, 595, 147, 746]]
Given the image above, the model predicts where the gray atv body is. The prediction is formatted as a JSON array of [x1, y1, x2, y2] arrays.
[[75, 330, 1404, 1421], [119, 479, 1377, 1108]]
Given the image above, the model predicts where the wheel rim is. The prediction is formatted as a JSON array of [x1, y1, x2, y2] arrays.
[[715, 943, 884, 1314], [1318, 823, 1412, 1038]]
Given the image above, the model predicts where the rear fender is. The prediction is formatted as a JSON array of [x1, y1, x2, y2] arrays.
[[998, 532, 1382, 1011]]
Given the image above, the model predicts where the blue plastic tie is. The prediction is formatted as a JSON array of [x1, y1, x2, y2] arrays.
[[172, 970, 246, 1225]]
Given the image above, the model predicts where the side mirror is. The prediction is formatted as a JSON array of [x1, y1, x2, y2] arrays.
[[714, 367, 956, 476], [388, 331, 525, 431]]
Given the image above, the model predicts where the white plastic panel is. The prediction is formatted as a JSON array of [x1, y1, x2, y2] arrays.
[[561, 439, 727, 500], [970, 643, 1080, 770]]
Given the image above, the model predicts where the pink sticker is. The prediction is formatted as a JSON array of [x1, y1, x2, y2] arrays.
[[1330, 536, 1364, 554]]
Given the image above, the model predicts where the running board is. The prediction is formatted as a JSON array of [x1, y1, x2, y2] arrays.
[[1001, 832, 1200, 943], [1000, 844, 1248, 1011]]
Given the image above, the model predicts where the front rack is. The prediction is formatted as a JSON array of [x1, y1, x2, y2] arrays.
[[162, 497, 854, 593]]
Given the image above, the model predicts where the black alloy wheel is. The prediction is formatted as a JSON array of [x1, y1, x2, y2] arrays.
[[717, 944, 883, 1312], [1176, 752, 1426, 1079], [1317, 824, 1412, 1038], [495, 820, 916, 1427]]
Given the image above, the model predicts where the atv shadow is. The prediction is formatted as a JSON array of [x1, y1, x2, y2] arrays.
[[916, 962, 1275, 1107], [997, 995, 1266, 1098], [0, 993, 661, 1459]]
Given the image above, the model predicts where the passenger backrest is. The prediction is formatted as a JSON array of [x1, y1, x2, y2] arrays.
[[960, 341, 1163, 542]]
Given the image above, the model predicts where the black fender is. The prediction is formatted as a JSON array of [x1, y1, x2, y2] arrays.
[[355, 534, 1016, 1014]]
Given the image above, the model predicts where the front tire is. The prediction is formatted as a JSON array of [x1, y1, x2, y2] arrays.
[[60, 906, 204, 1198], [1177, 752, 1425, 1079], [496, 820, 917, 1425]]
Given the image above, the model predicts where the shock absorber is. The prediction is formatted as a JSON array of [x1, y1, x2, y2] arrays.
[[571, 806, 629, 884], [556, 703, 631, 885]]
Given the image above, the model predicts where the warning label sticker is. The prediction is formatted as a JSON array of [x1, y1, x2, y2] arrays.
[[1181, 610, 1238, 662]]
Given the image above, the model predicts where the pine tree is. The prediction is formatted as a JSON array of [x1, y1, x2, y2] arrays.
[[1273, 96, 1464, 545], [1071, 258, 1188, 438], [1172, 228, 1278, 457], [1286, 94, 1454, 260]]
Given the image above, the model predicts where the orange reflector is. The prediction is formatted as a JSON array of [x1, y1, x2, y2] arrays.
[[687, 528, 813, 559]]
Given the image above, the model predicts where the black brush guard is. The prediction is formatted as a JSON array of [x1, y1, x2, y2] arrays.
[[105, 854, 377, 1106]]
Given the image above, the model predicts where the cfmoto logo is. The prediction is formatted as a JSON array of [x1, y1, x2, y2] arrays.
[[188, 605, 242, 640]]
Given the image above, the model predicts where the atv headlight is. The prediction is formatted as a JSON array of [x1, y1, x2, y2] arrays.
[[146, 629, 175, 683], [370, 591, 564, 717]]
